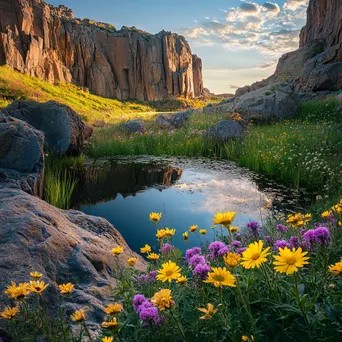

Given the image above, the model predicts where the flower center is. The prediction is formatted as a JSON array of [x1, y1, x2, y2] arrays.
[[213, 275, 225, 282], [286, 256, 296, 265], [251, 253, 260, 260], [165, 270, 174, 276]]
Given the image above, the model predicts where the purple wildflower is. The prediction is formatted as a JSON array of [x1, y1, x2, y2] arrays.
[[133, 294, 147, 311], [236, 247, 247, 255], [235, 233, 241, 240], [274, 240, 291, 251], [139, 305, 162, 326], [160, 243, 175, 254], [138, 274, 149, 283], [314, 227, 331, 246], [149, 270, 157, 281], [265, 236, 272, 244], [193, 263, 210, 280], [289, 236, 300, 248], [246, 221, 259, 233], [189, 254, 206, 268], [231, 240, 242, 248], [208, 241, 229, 258], [185, 247, 201, 262], [276, 224, 288, 233]]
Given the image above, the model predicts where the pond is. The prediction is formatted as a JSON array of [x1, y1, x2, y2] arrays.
[[72, 157, 311, 254]]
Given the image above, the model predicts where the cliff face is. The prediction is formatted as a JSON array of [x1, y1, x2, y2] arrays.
[[0, 0, 203, 101]]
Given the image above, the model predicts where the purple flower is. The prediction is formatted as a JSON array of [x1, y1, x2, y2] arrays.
[[189, 254, 206, 268], [139, 305, 162, 326], [277, 224, 288, 233], [274, 240, 291, 251], [303, 229, 316, 249], [133, 294, 147, 311], [208, 241, 229, 258], [246, 221, 259, 233], [235, 233, 241, 240], [138, 274, 149, 283], [185, 247, 201, 262], [231, 240, 242, 248], [236, 247, 246, 255], [265, 236, 272, 244], [289, 236, 300, 248], [193, 263, 210, 280], [149, 270, 157, 281], [160, 243, 175, 254], [314, 227, 331, 246]]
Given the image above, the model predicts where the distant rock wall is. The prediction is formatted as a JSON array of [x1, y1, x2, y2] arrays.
[[0, 0, 203, 101]]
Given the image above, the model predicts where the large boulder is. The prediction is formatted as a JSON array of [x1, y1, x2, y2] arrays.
[[206, 120, 243, 142], [0, 187, 145, 326], [155, 110, 193, 129], [4, 101, 93, 155], [121, 119, 145, 133]]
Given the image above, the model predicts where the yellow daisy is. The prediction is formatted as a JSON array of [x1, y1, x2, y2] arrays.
[[176, 275, 187, 285], [229, 226, 240, 233], [147, 253, 160, 261], [103, 303, 123, 315], [0, 306, 19, 320], [4, 282, 30, 301], [128, 257, 138, 267], [213, 211, 236, 227], [102, 337, 113, 342], [150, 212, 162, 223], [151, 289, 174, 311], [164, 228, 176, 238], [71, 309, 85, 322], [329, 260, 342, 276], [102, 317, 118, 329], [140, 244, 151, 254], [241, 240, 271, 269], [156, 229, 167, 240], [273, 247, 309, 275], [198, 303, 218, 320], [157, 261, 181, 282], [223, 252, 241, 268], [321, 211, 332, 219], [204, 267, 236, 287], [30, 272, 43, 279], [111, 246, 123, 256], [183, 231, 189, 240], [29, 281, 49, 294], [189, 225, 198, 232], [58, 283, 74, 295], [199, 229, 207, 235]]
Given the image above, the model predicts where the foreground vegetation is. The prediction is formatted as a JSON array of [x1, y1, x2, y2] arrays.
[[2, 203, 342, 341]]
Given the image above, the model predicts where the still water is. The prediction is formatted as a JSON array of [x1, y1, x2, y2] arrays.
[[72, 157, 310, 254]]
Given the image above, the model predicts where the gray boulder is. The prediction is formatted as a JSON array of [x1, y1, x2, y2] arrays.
[[121, 118, 145, 133], [4, 101, 93, 155], [155, 114, 173, 129], [155, 110, 193, 129], [206, 120, 243, 142]]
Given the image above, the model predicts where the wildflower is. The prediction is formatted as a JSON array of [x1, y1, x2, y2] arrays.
[[29, 281, 49, 294], [329, 261, 342, 276], [198, 303, 218, 320], [204, 267, 236, 287], [156, 229, 167, 240], [213, 211, 236, 227], [111, 246, 123, 256], [147, 253, 160, 261], [4, 282, 30, 300], [133, 294, 147, 311], [229, 226, 240, 233], [160, 243, 174, 254], [102, 337, 113, 342], [231, 240, 241, 248], [185, 247, 201, 262], [208, 241, 229, 258], [30, 272, 43, 279], [157, 261, 181, 282], [138, 274, 149, 283], [287, 213, 305, 228], [140, 244, 151, 254], [103, 303, 123, 315], [0, 306, 19, 320], [242, 336, 254, 341], [189, 225, 198, 232], [223, 252, 241, 268], [149, 270, 157, 281], [289, 236, 300, 248], [139, 303, 162, 326], [58, 283, 74, 295], [128, 257, 138, 266], [164, 228, 176, 238], [176, 276, 187, 285], [304, 214, 312, 222], [273, 247, 309, 275], [276, 224, 288, 233], [71, 309, 85, 322], [189, 255, 206, 268], [241, 240, 271, 269], [314, 227, 331, 246], [322, 211, 332, 219], [193, 263, 211, 280], [102, 317, 118, 329], [236, 247, 247, 255], [151, 289, 174, 311], [199, 229, 207, 235], [183, 231, 189, 240], [274, 240, 291, 251], [246, 221, 259, 234], [150, 212, 162, 223]]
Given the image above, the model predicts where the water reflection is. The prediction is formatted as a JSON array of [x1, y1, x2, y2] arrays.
[[72, 157, 312, 254]]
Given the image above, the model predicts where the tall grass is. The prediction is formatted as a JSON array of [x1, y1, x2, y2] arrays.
[[43, 155, 84, 209]]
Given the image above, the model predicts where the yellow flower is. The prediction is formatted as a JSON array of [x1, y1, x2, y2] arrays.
[[223, 252, 241, 268], [111, 246, 123, 256], [150, 212, 162, 223], [102, 337, 113, 342], [30, 272, 43, 279], [304, 214, 312, 222], [329, 261, 342, 276], [102, 317, 118, 329], [273, 247, 309, 275], [183, 231, 189, 240], [4, 282, 30, 300], [286, 213, 305, 228], [157, 261, 181, 282], [321, 211, 331, 219], [176, 275, 187, 285], [241, 240, 271, 269], [128, 257, 138, 266], [151, 289, 174, 311], [204, 267, 236, 287], [156, 229, 167, 240], [147, 253, 160, 261], [242, 336, 254, 341], [332, 205, 342, 214], [71, 309, 85, 322], [189, 225, 198, 232], [0, 306, 19, 320], [164, 228, 176, 238], [103, 303, 123, 315], [198, 303, 218, 320], [58, 283, 74, 295], [140, 244, 151, 254], [213, 211, 236, 227], [199, 229, 207, 235], [29, 281, 49, 294], [229, 226, 240, 233]]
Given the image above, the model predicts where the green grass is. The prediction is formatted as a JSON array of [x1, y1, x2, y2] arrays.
[[0, 66, 217, 124]]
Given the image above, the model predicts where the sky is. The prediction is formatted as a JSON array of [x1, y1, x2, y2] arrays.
[[48, 0, 309, 94]]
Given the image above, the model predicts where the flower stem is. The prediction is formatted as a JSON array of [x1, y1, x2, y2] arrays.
[[82, 322, 94, 342], [170, 309, 187, 342]]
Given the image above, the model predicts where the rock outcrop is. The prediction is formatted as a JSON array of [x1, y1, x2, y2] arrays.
[[4, 100, 93, 155], [206, 120, 243, 142], [0, 0, 204, 101]]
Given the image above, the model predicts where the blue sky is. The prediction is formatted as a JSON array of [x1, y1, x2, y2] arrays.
[[48, 0, 309, 94]]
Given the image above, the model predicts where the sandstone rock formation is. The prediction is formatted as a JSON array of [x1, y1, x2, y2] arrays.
[[0, 0, 203, 101], [4, 100, 93, 155]]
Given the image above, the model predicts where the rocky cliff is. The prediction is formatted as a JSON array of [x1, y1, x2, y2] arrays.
[[0, 0, 203, 101]]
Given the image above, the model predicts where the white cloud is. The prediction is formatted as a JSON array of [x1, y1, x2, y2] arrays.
[[262, 2, 280, 14], [284, 0, 309, 11]]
